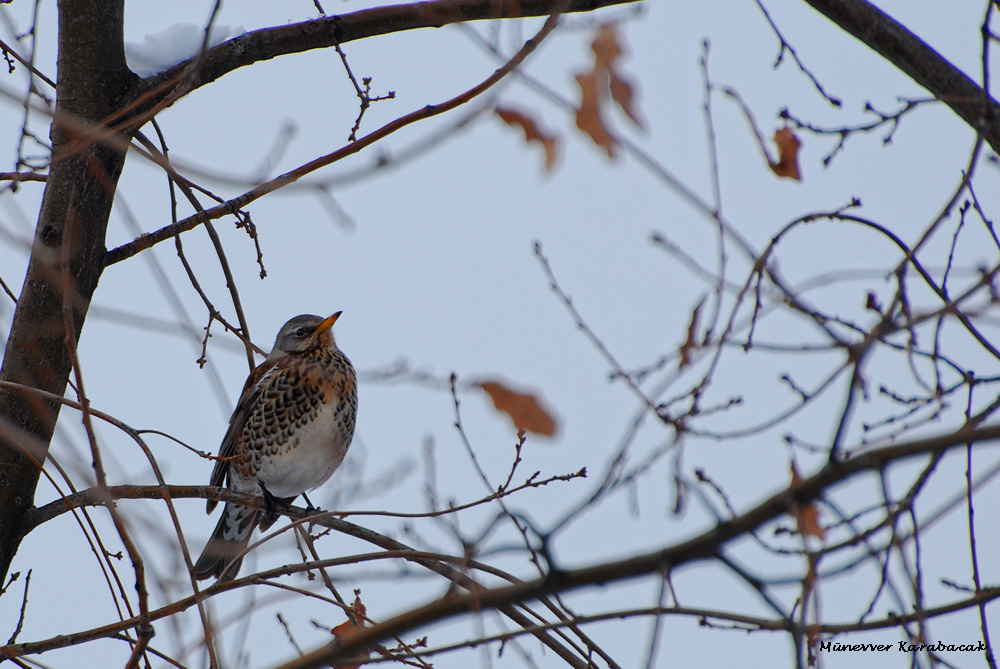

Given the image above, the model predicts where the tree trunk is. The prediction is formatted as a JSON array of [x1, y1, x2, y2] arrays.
[[0, 0, 136, 582]]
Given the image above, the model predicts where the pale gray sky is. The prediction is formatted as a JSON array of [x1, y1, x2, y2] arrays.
[[0, 1, 997, 667]]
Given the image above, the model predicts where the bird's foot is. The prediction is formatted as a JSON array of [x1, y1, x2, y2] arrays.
[[301, 492, 321, 513]]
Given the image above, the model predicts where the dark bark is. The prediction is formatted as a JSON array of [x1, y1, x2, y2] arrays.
[[276, 422, 1000, 669], [137, 0, 639, 120], [135, 0, 1000, 155], [0, 0, 138, 581], [804, 0, 1000, 153]]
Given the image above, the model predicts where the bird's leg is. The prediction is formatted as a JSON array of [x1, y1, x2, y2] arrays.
[[300, 493, 327, 533], [301, 493, 318, 512]]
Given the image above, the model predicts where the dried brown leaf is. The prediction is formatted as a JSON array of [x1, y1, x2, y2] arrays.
[[574, 23, 647, 158], [481, 380, 558, 436], [591, 24, 622, 72], [609, 72, 645, 129], [679, 296, 705, 369], [789, 462, 824, 539], [496, 106, 559, 171], [721, 86, 800, 180], [330, 594, 368, 669], [575, 72, 616, 158], [806, 623, 822, 667], [770, 127, 802, 180]]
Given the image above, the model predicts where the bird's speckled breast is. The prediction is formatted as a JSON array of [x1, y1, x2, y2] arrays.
[[233, 347, 357, 498]]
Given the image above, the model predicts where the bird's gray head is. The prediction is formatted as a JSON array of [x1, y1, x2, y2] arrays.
[[270, 312, 341, 357]]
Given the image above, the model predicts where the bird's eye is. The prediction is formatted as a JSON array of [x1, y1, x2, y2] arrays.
[[295, 327, 306, 337]]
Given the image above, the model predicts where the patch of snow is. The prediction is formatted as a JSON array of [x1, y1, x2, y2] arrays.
[[126, 23, 246, 77]]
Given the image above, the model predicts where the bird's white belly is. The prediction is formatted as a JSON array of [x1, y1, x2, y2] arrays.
[[256, 402, 351, 498]]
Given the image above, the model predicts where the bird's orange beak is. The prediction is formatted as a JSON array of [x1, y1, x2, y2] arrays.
[[316, 311, 342, 334]]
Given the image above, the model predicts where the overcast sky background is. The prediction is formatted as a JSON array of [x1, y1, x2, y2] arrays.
[[0, 1, 997, 667]]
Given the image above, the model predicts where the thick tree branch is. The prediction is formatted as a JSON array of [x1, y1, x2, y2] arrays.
[[139, 0, 639, 109], [105, 3, 565, 266], [803, 0, 1000, 153], [277, 422, 1000, 667], [11, 484, 595, 667], [10, 422, 1000, 666]]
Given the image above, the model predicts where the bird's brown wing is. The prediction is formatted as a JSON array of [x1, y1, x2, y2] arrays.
[[206, 357, 281, 513]]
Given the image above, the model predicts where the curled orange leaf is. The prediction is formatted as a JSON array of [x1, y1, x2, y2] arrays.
[[591, 24, 622, 72], [330, 594, 368, 669], [575, 72, 616, 158], [574, 23, 644, 158], [609, 72, 646, 130], [481, 380, 558, 437], [789, 462, 824, 540], [770, 127, 802, 180], [679, 296, 705, 369], [496, 106, 559, 171]]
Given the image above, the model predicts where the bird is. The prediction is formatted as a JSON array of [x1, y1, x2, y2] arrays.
[[194, 312, 357, 580]]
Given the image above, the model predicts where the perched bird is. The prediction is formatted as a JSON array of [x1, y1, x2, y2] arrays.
[[194, 312, 357, 580]]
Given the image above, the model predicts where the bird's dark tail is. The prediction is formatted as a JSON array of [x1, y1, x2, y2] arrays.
[[194, 503, 259, 580]]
